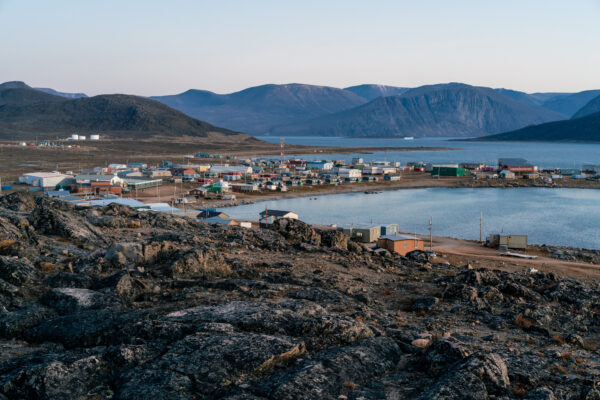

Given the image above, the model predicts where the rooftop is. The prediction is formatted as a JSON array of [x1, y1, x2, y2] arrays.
[[380, 234, 421, 241]]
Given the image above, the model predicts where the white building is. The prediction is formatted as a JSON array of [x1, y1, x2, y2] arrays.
[[75, 174, 124, 186], [209, 165, 252, 174], [19, 172, 74, 188], [338, 168, 362, 179]]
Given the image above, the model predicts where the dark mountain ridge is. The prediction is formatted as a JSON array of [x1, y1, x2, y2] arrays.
[[0, 83, 243, 139], [477, 111, 600, 142], [572, 94, 600, 119], [270, 83, 568, 137]]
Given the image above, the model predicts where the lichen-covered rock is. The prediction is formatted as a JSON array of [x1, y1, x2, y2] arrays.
[[170, 248, 232, 279], [0, 256, 37, 285], [270, 218, 321, 246], [40, 288, 119, 315]]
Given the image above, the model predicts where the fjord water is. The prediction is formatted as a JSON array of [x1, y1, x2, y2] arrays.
[[221, 188, 600, 249], [258, 136, 600, 169]]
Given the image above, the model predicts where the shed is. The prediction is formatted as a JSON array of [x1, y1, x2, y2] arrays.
[[377, 234, 424, 256], [487, 234, 527, 250], [338, 224, 381, 243]]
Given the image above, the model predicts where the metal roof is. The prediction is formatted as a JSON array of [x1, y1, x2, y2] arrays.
[[380, 234, 421, 241], [259, 210, 295, 217]]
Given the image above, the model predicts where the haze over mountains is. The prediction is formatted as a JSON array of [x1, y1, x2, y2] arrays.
[[150, 84, 366, 134], [0, 81, 245, 140], [269, 83, 567, 138], [1, 80, 599, 141], [480, 93, 600, 142], [150, 82, 598, 138]]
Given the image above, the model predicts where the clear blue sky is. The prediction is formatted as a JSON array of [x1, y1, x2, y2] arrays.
[[1, 0, 599, 96]]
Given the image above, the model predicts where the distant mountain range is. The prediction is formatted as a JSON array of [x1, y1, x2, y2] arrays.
[[0, 81, 244, 140], [151, 82, 600, 137], [478, 111, 600, 142], [150, 83, 366, 134], [268, 83, 567, 137], [35, 87, 88, 99], [539, 90, 600, 117], [343, 84, 410, 101], [572, 94, 600, 119], [478, 93, 600, 142], [2, 80, 599, 141]]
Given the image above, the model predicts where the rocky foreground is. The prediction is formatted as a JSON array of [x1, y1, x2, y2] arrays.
[[1, 193, 600, 399]]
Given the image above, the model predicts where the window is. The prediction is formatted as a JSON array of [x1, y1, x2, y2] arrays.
[[404, 242, 407, 248]]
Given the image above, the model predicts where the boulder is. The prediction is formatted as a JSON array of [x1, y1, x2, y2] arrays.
[[170, 248, 232, 280], [0, 304, 57, 338], [411, 296, 439, 312], [44, 272, 96, 289], [165, 299, 373, 348], [40, 288, 118, 315], [105, 242, 144, 267], [0, 256, 37, 285], [318, 229, 349, 251], [115, 274, 149, 302], [29, 200, 105, 244], [257, 337, 401, 400], [270, 218, 321, 246]]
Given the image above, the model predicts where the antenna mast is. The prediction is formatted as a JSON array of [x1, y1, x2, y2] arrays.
[[280, 138, 285, 164]]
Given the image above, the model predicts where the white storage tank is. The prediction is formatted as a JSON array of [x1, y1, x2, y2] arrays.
[[90, 134, 100, 140], [71, 134, 79, 140], [79, 135, 86, 140]]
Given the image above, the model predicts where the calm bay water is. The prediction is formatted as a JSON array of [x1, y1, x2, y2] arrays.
[[257, 136, 600, 169], [220, 188, 600, 249]]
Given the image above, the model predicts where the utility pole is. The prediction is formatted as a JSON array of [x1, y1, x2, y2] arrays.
[[429, 216, 433, 251], [480, 211, 483, 243]]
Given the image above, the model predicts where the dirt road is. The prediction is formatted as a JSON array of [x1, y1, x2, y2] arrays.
[[422, 234, 600, 281]]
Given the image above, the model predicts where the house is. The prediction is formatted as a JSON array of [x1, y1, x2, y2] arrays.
[[498, 158, 537, 173], [499, 170, 516, 179], [431, 165, 466, 177], [259, 209, 299, 225], [197, 210, 230, 220], [487, 234, 527, 250], [123, 178, 162, 190], [384, 174, 401, 181], [148, 169, 172, 178], [210, 165, 252, 175], [380, 224, 399, 235], [378, 234, 424, 256], [306, 161, 333, 171], [338, 168, 362, 179], [75, 174, 124, 187], [338, 224, 381, 243]]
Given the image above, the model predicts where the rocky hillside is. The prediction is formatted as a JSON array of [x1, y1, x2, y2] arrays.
[[151, 84, 367, 135], [0, 82, 245, 139], [272, 83, 568, 137], [0, 192, 599, 399]]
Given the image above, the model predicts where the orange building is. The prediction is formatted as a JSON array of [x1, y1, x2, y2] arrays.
[[377, 234, 424, 256]]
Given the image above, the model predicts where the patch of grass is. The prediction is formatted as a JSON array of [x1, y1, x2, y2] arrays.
[[552, 335, 566, 345], [514, 314, 533, 329], [549, 364, 567, 375], [560, 352, 573, 363], [509, 384, 527, 397]]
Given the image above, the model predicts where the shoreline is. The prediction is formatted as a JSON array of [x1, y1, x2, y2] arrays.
[[206, 175, 600, 209]]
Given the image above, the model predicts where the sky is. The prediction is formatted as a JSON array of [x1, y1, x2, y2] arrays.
[[1, 0, 599, 96]]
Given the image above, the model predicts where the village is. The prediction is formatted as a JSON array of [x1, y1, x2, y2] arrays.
[[2, 151, 597, 260]]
